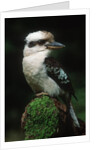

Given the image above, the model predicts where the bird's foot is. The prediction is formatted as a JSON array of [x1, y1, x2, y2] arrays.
[[36, 92, 49, 97]]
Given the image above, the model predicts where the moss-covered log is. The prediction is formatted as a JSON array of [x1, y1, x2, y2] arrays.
[[21, 95, 85, 140]]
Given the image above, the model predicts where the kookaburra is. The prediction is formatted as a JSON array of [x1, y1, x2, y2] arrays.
[[22, 30, 80, 128]]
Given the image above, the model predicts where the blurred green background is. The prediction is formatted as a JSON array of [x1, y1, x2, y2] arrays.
[[5, 15, 85, 141]]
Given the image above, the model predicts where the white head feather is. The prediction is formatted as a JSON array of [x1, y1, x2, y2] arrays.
[[23, 31, 54, 57]]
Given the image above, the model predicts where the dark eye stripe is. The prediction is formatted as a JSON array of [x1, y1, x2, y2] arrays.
[[38, 40, 47, 45], [28, 41, 36, 48], [28, 39, 47, 48]]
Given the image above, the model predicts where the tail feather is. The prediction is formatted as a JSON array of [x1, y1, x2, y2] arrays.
[[69, 102, 80, 128], [65, 93, 80, 128], [73, 94, 78, 101]]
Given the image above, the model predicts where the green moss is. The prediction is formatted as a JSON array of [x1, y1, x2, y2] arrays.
[[24, 96, 59, 140]]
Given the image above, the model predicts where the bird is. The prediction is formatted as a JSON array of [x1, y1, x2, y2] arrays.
[[22, 30, 80, 128]]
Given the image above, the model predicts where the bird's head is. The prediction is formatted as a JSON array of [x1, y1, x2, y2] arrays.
[[23, 30, 65, 57]]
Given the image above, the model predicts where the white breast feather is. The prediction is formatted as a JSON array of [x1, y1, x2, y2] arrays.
[[22, 51, 61, 96]]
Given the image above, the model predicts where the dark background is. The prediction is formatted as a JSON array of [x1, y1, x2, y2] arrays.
[[5, 15, 85, 141]]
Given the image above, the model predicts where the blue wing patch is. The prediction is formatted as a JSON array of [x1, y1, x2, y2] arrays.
[[44, 57, 76, 98]]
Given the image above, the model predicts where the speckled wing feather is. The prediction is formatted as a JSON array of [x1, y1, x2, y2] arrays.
[[44, 57, 77, 100]]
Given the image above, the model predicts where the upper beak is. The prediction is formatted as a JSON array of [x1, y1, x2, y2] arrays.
[[45, 41, 65, 49]]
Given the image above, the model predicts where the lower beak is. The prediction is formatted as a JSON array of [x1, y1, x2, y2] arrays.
[[45, 41, 65, 49]]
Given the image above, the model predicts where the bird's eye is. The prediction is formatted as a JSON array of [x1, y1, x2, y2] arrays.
[[28, 41, 36, 48], [38, 40, 46, 45]]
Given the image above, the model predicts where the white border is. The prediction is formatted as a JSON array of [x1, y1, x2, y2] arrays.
[[0, 9, 89, 149]]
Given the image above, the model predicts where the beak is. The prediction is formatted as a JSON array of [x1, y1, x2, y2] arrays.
[[45, 41, 65, 49]]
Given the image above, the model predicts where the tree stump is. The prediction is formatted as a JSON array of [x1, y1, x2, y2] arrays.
[[21, 95, 85, 140]]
